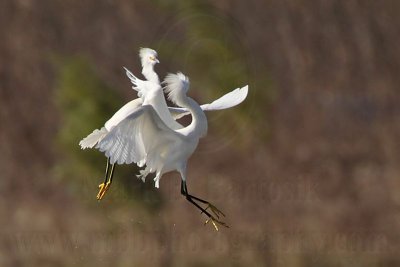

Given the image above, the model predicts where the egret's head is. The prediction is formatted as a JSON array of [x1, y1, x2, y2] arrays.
[[139, 47, 159, 67]]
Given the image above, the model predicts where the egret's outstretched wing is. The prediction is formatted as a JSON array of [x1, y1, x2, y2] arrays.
[[201, 85, 248, 110], [79, 98, 143, 150], [96, 105, 181, 167], [168, 85, 248, 119], [123, 67, 148, 98], [104, 98, 143, 131]]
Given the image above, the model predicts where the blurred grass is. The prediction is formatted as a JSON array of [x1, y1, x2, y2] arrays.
[[2, 0, 399, 266]]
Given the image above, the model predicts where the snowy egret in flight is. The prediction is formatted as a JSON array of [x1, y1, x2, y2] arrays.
[[80, 48, 247, 199], [79, 48, 248, 230]]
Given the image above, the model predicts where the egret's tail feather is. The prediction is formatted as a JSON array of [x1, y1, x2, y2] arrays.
[[79, 127, 108, 149]]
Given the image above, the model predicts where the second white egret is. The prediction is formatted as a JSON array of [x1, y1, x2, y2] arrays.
[[97, 73, 232, 229]]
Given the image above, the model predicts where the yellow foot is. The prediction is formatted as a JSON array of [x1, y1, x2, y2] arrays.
[[96, 181, 111, 200], [204, 217, 229, 231], [202, 203, 226, 219]]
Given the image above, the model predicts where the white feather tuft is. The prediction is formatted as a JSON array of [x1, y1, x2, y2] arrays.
[[163, 72, 190, 104]]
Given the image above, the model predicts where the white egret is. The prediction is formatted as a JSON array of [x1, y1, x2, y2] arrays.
[[80, 48, 247, 200], [80, 81, 248, 201], [79, 49, 248, 229], [99, 73, 238, 229]]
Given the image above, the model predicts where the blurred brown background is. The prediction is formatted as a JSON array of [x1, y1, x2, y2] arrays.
[[1, 0, 400, 266]]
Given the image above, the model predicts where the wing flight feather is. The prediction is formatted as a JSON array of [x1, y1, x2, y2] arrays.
[[168, 85, 248, 119], [96, 105, 180, 166]]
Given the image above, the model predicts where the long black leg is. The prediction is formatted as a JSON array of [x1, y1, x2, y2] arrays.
[[180, 180, 215, 205], [181, 180, 214, 218], [181, 180, 204, 200], [188, 195, 209, 204], [181, 180, 228, 230]]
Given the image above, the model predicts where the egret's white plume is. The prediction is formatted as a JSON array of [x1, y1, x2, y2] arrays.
[[163, 72, 190, 104]]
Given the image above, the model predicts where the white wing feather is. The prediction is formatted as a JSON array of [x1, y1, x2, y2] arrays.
[[79, 127, 108, 149], [124, 67, 148, 98], [104, 98, 143, 131], [96, 105, 180, 166], [79, 99, 142, 150], [168, 85, 248, 119]]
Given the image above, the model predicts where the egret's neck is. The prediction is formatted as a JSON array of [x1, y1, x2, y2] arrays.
[[142, 64, 159, 84], [175, 94, 207, 138]]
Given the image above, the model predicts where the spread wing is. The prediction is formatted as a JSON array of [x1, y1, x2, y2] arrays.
[[168, 85, 248, 119], [124, 67, 149, 99], [79, 98, 143, 150], [104, 98, 143, 131], [96, 105, 182, 167]]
